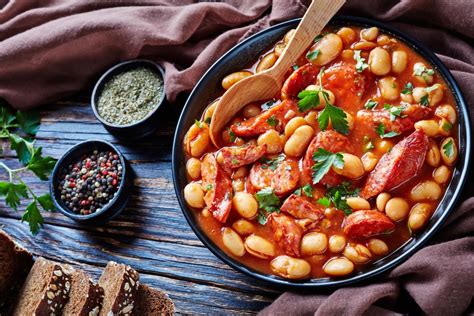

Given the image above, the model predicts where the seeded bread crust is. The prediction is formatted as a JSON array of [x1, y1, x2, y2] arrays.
[[98, 262, 140, 316], [136, 284, 175, 316], [63, 269, 104, 316], [0, 230, 33, 314], [13, 257, 72, 316]]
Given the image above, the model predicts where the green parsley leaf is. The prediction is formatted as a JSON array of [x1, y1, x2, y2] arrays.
[[413, 63, 435, 81], [260, 154, 285, 171], [317, 196, 331, 207], [0, 182, 28, 210], [204, 184, 213, 191], [1, 104, 17, 135], [297, 89, 320, 112], [420, 94, 430, 106], [442, 120, 453, 132], [324, 182, 360, 215], [16, 110, 40, 136], [306, 49, 320, 61], [194, 119, 204, 129], [266, 115, 279, 127], [37, 194, 55, 211], [9, 133, 35, 165], [302, 184, 313, 197], [401, 82, 414, 95], [255, 188, 280, 225], [384, 104, 406, 121], [375, 123, 400, 139], [22, 201, 44, 235], [318, 103, 349, 135], [354, 50, 369, 73], [311, 148, 344, 184], [363, 136, 375, 152], [364, 99, 378, 110], [26, 147, 57, 181], [442, 139, 454, 158], [204, 117, 212, 124], [228, 130, 236, 142]]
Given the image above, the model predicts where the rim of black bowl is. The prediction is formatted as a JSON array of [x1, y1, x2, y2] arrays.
[[91, 59, 166, 129], [172, 16, 472, 288], [50, 139, 129, 221]]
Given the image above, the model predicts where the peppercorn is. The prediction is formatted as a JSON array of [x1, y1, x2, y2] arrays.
[[58, 150, 122, 215]]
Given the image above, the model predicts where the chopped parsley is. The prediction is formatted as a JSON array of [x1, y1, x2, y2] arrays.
[[297, 89, 323, 112], [313, 34, 324, 43], [266, 115, 279, 127], [441, 120, 453, 132], [375, 123, 400, 139], [260, 155, 285, 171], [318, 182, 360, 215], [364, 99, 378, 110], [413, 63, 434, 82], [311, 148, 344, 185], [420, 94, 430, 106], [363, 136, 375, 152], [255, 188, 280, 225], [306, 49, 321, 61], [195, 119, 204, 128], [228, 129, 236, 142], [295, 184, 313, 197], [384, 104, 406, 121], [442, 139, 455, 158], [401, 82, 414, 95], [354, 50, 369, 73], [204, 184, 213, 191]]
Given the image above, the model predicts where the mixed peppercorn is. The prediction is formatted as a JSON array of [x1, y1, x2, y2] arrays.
[[58, 150, 122, 215]]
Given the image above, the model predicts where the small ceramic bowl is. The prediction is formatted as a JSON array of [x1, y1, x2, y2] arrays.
[[91, 59, 166, 139], [50, 140, 133, 224]]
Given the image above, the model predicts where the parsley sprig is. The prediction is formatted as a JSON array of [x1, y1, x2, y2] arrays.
[[0, 103, 57, 235], [311, 148, 344, 184], [375, 123, 400, 139], [354, 50, 369, 73], [384, 104, 406, 121], [317, 182, 360, 215], [442, 139, 454, 158], [297, 69, 349, 135], [294, 184, 313, 198], [255, 188, 280, 225]]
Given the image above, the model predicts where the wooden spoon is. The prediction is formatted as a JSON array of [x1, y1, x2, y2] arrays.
[[210, 0, 346, 147]]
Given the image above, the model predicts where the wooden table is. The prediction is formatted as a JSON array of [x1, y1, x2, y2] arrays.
[[0, 95, 281, 314]]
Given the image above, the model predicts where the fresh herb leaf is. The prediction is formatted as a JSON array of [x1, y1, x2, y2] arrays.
[[317, 196, 331, 207], [0, 182, 28, 210], [313, 34, 324, 43], [306, 49, 320, 61], [401, 82, 414, 95], [354, 50, 369, 73], [323, 182, 360, 215], [204, 117, 212, 124], [318, 103, 349, 135], [297, 89, 320, 112], [363, 136, 375, 152], [266, 115, 279, 127], [260, 154, 285, 171], [364, 99, 378, 110], [255, 188, 280, 225], [311, 148, 344, 184], [375, 123, 400, 139], [442, 139, 454, 158], [302, 184, 313, 197], [27, 147, 57, 181], [22, 201, 44, 235], [204, 184, 213, 191], [228, 130, 236, 142], [16, 110, 40, 135], [9, 133, 34, 165], [442, 120, 453, 132], [420, 94, 430, 106], [195, 119, 204, 129], [413, 63, 434, 82], [37, 194, 55, 211], [384, 104, 406, 121]]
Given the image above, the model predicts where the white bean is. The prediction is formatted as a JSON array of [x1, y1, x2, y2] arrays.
[[284, 125, 314, 157], [333, 153, 365, 179], [328, 235, 347, 253], [435, 104, 457, 125], [391, 50, 408, 74], [369, 48, 391, 76], [256, 53, 277, 73], [385, 197, 410, 221], [222, 227, 245, 257], [410, 180, 442, 202], [425, 141, 441, 167], [184, 182, 205, 208], [337, 27, 356, 45], [308, 33, 343, 66], [243, 103, 261, 118], [222, 71, 252, 90], [414, 120, 439, 137], [284, 117, 307, 137], [300, 232, 328, 256], [346, 197, 370, 210], [440, 137, 457, 165], [360, 27, 379, 41], [368, 238, 389, 255], [343, 243, 372, 264], [232, 219, 256, 236], [361, 152, 378, 172], [378, 77, 399, 100], [433, 165, 450, 184], [376, 192, 391, 212], [232, 192, 258, 219], [186, 158, 201, 180], [408, 203, 432, 231], [244, 235, 275, 259], [258, 130, 284, 154], [323, 257, 354, 276], [271, 256, 311, 279]]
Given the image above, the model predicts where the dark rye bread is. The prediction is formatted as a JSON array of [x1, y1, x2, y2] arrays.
[[98, 262, 140, 316], [12, 257, 73, 316], [63, 269, 104, 316], [0, 230, 34, 314], [136, 284, 174, 316]]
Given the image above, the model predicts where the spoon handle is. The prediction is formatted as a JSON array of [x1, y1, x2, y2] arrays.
[[267, 0, 346, 81]]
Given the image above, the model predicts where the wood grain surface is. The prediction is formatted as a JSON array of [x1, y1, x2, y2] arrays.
[[0, 96, 282, 315]]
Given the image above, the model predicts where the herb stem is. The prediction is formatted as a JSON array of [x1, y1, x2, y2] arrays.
[[0, 161, 14, 183]]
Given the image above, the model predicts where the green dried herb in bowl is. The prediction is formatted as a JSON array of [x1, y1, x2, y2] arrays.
[[97, 67, 164, 126]]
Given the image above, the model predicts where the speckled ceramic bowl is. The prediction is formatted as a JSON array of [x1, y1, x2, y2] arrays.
[[172, 16, 471, 288]]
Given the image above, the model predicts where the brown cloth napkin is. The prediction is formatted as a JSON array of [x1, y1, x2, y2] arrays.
[[1, 0, 473, 315]]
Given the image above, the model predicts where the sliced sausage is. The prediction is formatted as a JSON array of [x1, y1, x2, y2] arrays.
[[322, 63, 370, 110], [360, 130, 429, 199], [201, 153, 233, 223], [269, 213, 303, 257], [249, 156, 300, 196], [280, 194, 325, 222], [218, 144, 266, 171], [301, 130, 353, 186], [231, 99, 298, 138], [343, 210, 395, 238], [281, 63, 319, 99], [356, 104, 432, 134]]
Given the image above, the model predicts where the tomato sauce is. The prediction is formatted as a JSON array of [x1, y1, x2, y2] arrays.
[[183, 25, 458, 280]]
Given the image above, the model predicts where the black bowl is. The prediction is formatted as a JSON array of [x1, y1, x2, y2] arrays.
[[50, 140, 133, 224], [172, 16, 472, 288], [91, 59, 166, 140]]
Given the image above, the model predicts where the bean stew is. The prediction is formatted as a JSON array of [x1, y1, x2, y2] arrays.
[[182, 25, 459, 280]]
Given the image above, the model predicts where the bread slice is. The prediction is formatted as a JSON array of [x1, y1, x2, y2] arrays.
[[98, 262, 140, 316], [12, 257, 73, 316], [63, 269, 104, 316], [136, 284, 174, 316], [0, 230, 34, 314]]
